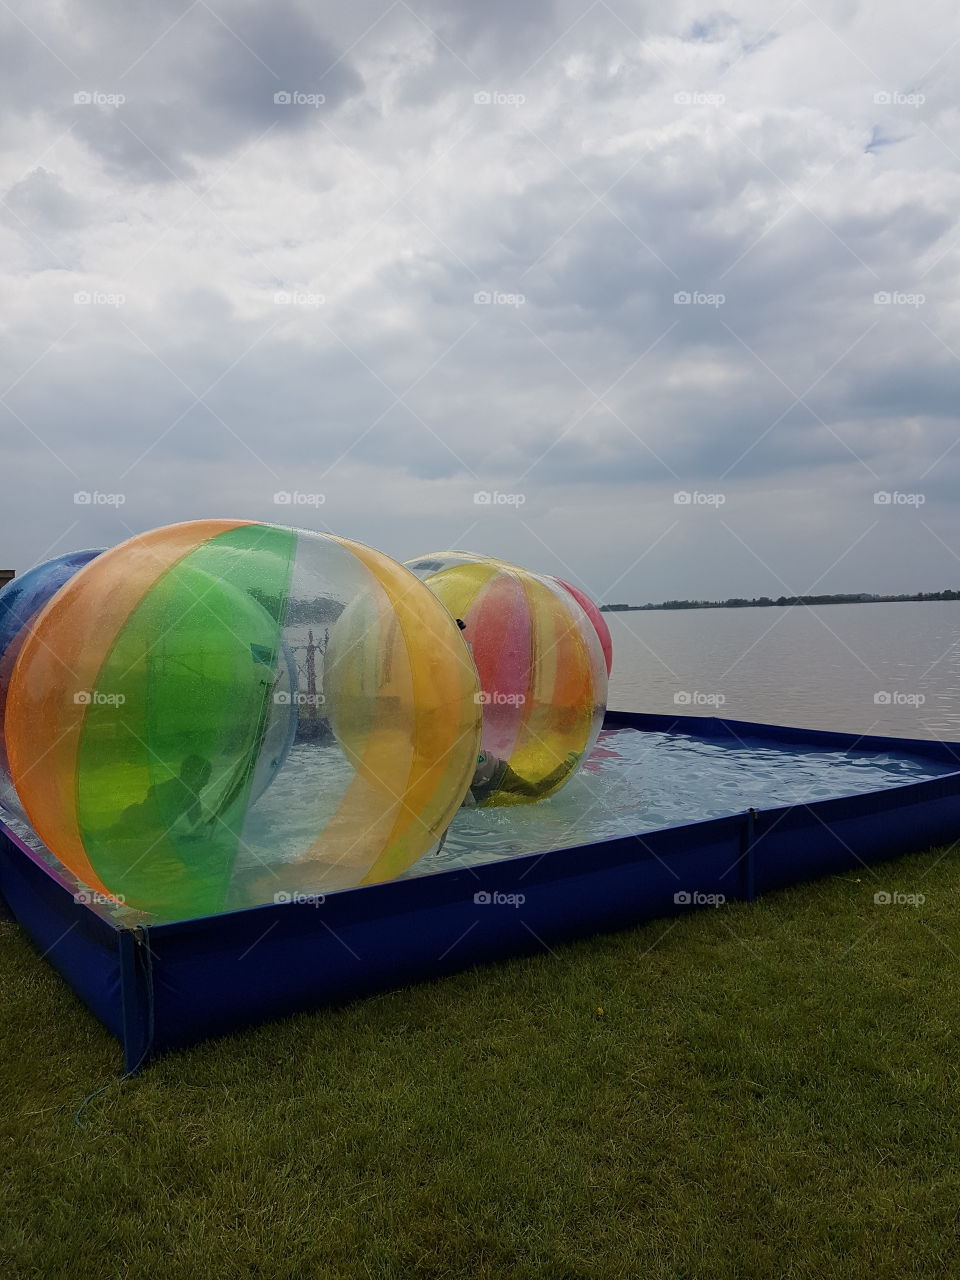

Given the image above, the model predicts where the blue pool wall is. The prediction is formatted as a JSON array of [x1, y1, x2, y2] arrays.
[[1, 710, 959, 1071]]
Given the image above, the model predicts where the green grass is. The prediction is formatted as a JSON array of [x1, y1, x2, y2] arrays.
[[2, 846, 960, 1280]]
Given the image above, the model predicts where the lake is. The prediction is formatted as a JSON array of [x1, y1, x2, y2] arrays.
[[605, 601, 960, 741]]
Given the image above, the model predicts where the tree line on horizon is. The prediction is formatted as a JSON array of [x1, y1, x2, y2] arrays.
[[600, 590, 960, 612]]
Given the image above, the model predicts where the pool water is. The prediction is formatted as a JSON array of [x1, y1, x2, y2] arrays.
[[1, 728, 954, 912], [405, 727, 956, 876]]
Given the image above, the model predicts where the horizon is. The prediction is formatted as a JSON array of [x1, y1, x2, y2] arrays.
[[603, 587, 960, 610]]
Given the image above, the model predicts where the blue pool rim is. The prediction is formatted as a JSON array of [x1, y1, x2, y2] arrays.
[[2, 709, 959, 1071]]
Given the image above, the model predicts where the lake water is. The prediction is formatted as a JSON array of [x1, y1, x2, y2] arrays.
[[604, 601, 960, 740]]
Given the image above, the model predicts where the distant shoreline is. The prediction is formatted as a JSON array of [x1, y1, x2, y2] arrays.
[[601, 592, 960, 613]]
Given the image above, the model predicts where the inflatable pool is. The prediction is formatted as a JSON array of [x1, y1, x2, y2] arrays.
[[2, 708, 959, 1070]]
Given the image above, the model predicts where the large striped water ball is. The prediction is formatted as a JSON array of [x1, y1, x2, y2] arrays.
[[5, 521, 481, 919], [404, 551, 607, 806]]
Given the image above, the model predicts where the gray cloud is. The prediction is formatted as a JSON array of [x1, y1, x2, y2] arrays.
[[2, 0, 960, 605], [1, 0, 364, 180], [3, 168, 88, 231]]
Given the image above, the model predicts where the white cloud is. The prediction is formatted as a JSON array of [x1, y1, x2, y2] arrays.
[[2, 0, 960, 602]]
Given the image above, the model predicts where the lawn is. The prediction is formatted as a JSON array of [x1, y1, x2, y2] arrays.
[[2, 844, 959, 1280]]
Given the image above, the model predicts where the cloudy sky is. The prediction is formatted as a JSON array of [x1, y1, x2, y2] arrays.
[[2, 0, 959, 604]]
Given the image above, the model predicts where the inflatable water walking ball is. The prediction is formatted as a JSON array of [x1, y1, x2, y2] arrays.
[[551, 577, 613, 677], [404, 551, 608, 806], [0, 548, 104, 817], [3, 521, 482, 921]]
